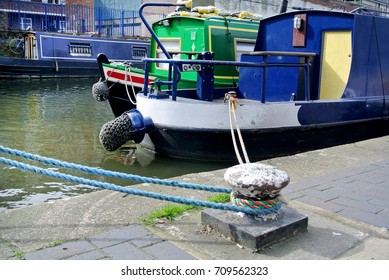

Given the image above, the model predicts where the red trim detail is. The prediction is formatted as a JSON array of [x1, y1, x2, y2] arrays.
[[107, 70, 153, 85]]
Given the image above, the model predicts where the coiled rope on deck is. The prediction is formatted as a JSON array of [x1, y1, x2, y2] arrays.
[[0, 146, 282, 215]]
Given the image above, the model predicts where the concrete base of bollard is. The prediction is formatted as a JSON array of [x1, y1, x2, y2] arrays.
[[201, 206, 308, 251]]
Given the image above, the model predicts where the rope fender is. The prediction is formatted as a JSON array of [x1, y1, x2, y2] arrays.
[[92, 78, 110, 102], [0, 156, 281, 215]]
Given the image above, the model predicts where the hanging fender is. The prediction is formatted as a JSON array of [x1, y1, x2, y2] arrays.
[[99, 109, 152, 151]]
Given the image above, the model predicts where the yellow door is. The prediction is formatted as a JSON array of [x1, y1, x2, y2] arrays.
[[319, 31, 352, 100]]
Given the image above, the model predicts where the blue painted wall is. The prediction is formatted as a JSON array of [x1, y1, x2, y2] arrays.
[[345, 15, 389, 99], [239, 11, 355, 102], [238, 10, 389, 124]]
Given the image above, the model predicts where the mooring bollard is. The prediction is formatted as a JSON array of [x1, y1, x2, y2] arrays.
[[225, 163, 289, 200], [225, 163, 289, 220], [201, 163, 308, 251]]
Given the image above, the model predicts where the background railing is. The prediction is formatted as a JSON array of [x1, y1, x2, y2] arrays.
[[0, 0, 166, 38]]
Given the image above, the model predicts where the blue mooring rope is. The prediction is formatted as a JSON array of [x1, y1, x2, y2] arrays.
[[0, 146, 282, 215], [0, 145, 230, 193]]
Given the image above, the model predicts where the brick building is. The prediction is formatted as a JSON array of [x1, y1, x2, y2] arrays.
[[216, 0, 389, 18], [66, 0, 94, 6], [1, 1, 389, 35], [0, 0, 95, 32]]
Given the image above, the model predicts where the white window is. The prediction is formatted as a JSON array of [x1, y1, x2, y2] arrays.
[[156, 39, 180, 69], [69, 43, 92, 57], [132, 46, 148, 60], [20, 17, 32, 30], [235, 39, 256, 61]]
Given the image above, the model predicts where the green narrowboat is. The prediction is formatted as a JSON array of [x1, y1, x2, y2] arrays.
[[95, 2, 260, 117]]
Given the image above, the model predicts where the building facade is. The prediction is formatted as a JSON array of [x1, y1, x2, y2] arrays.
[[216, 0, 389, 18], [1, 1, 389, 35]]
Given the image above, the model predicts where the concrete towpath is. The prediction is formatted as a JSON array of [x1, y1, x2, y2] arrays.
[[1, 136, 389, 260]]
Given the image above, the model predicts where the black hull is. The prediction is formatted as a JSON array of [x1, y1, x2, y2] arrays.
[[142, 118, 389, 162], [0, 57, 100, 78], [107, 82, 140, 117], [97, 53, 139, 117]]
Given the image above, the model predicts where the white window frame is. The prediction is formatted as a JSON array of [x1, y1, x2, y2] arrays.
[[20, 17, 32, 30], [156, 38, 181, 69], [235, 39, 256, 61]]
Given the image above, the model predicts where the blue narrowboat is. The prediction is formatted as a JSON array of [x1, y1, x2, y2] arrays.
[[0, 31, 149, 78], [98, 7, 389, 162]]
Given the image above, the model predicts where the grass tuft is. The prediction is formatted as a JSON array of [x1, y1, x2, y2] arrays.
[[139, 193, 231, 226], [47, 240, 62, 248], [15, 250, 25, 260], [140, 204, 198, 226], [207, 193, 231, 203]]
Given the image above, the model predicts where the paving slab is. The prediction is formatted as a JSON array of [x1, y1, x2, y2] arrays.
[[142, 241, 197, 260], [24, 240, 95, 260], [67, 249, 106, 260], [100, 242, 153, 260], [88, 225, 150, 249]]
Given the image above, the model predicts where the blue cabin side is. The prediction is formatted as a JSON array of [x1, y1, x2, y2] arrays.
[[345, 15, 389, 99], [33, 32, 149, 63], [238, 10, 389, 104]]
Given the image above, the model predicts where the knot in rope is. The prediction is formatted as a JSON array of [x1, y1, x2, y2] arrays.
[[224, 91, 238, 109]]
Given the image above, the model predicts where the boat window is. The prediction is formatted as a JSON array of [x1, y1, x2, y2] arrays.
[[235, 39, 256, 61], [20, 17, 32, 31], [156, 39, 181, 69], [132, 46, 148, 60], [69, 43, 92, 57]]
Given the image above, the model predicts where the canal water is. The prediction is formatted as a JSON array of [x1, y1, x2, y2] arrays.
[[0, 78, 230, 212]]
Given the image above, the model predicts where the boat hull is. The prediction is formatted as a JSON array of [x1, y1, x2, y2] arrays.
[[142, 118, 389, 162], [135, 94, 389, 162], [0, 56, 99, 78]]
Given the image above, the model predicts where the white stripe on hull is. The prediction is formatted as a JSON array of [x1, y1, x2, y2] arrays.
[[136, 94, 302, 130]]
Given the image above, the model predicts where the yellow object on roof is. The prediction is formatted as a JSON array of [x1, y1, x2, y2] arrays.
[[169, 0, 261, 21], [192, 6, 216, 14], [177, 0, 193, 9]]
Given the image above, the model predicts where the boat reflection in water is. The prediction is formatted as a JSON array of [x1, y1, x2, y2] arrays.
[[101, 144, 230, 180]]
